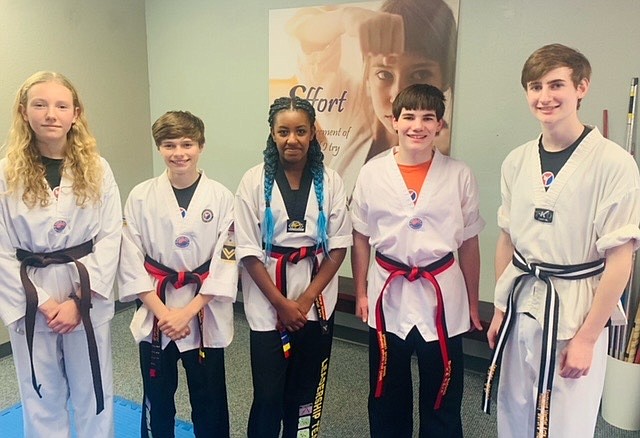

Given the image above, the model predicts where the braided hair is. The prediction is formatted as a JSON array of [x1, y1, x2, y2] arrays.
[[263, 96, 329, 258]]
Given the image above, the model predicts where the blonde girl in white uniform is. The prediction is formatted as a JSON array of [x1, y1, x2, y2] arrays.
[[0, 71, 121, 437]]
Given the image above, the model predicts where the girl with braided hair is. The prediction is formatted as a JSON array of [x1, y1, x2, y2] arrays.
[[235, 96, 352, 437]]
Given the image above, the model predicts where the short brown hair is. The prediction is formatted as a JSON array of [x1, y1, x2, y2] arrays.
[[152, 111, 205, 147], [520, 43, 591, 89], [392, 83, 446, 120]]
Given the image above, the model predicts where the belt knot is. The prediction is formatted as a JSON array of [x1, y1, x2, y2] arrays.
[[405, 266, 421, 281], [526, 263, 546, 280]]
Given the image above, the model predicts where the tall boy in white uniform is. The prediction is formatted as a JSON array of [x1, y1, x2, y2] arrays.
[[485, 44, 640, 438], [118, 111, 237, 437], [351, 83, 484, 437]]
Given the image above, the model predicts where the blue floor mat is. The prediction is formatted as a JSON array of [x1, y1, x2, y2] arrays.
[[0, 396, 194, 437]]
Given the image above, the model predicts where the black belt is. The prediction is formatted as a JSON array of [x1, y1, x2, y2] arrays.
[[16, 240, 104, 414], [482, 250, 605, 438], [267, 244, 329, 359]]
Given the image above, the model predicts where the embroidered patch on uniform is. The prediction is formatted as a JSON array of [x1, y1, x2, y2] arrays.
[[298, 415, 311, 428], [534, 208, 554, 223], [174, 235, 191, 248], [296, 429, 310, 438], [541, 171, 555, 188], [298, 403, 313, 416], [408, 217, 423, 230], [201, 209, 214, 223], [287, 219, 306, 233], [221, 245, 236, 261], [53, 220, 67, 232], [408, 189, 418, 203]]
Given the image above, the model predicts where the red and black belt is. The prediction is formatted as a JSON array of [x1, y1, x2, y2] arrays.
[[481, 249, 605, 438], [143, 256, 210, 377], [16, 240, 104, 414], [374, 251, 454, 409], [269, 244, 329, 359]]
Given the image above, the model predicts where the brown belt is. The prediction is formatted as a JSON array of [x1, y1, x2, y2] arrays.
[[16, 240, 104, 415]]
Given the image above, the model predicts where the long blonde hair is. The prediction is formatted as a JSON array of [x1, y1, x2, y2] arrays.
[[3, 71, 103, 208]]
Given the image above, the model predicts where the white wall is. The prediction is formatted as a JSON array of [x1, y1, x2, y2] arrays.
[[0, 0, 152, 344], [145, 0, 640, 302]]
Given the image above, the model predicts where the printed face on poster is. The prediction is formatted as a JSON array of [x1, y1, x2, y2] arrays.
[[269, 0, 460, 194]]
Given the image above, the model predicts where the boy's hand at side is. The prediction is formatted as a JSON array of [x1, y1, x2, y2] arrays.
[[469, 305, 483, 332], [558, 335, 595, 379], [487, 308, 504, 350], [352, 230, 371, 324], [355, 294, 368, 323]]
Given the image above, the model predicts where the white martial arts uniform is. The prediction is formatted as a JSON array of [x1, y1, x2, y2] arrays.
[[494, 127, 640, 437], [118, 170, 237, 351], [234, 163, 353, 331], [350, 147, 485, 341], [0, 157, 122, 438]]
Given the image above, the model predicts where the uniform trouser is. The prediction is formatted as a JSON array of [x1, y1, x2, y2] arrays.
[[247, 316, 334, 438], [497, 313, 608, 438], [139, 341, 230, 438], [368, 327, 464, 438], [9, 321, 114, 438]]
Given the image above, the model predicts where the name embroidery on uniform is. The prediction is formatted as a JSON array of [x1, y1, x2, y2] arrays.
[[534, 208, 554, 223], [287, 219, 306, 233]]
